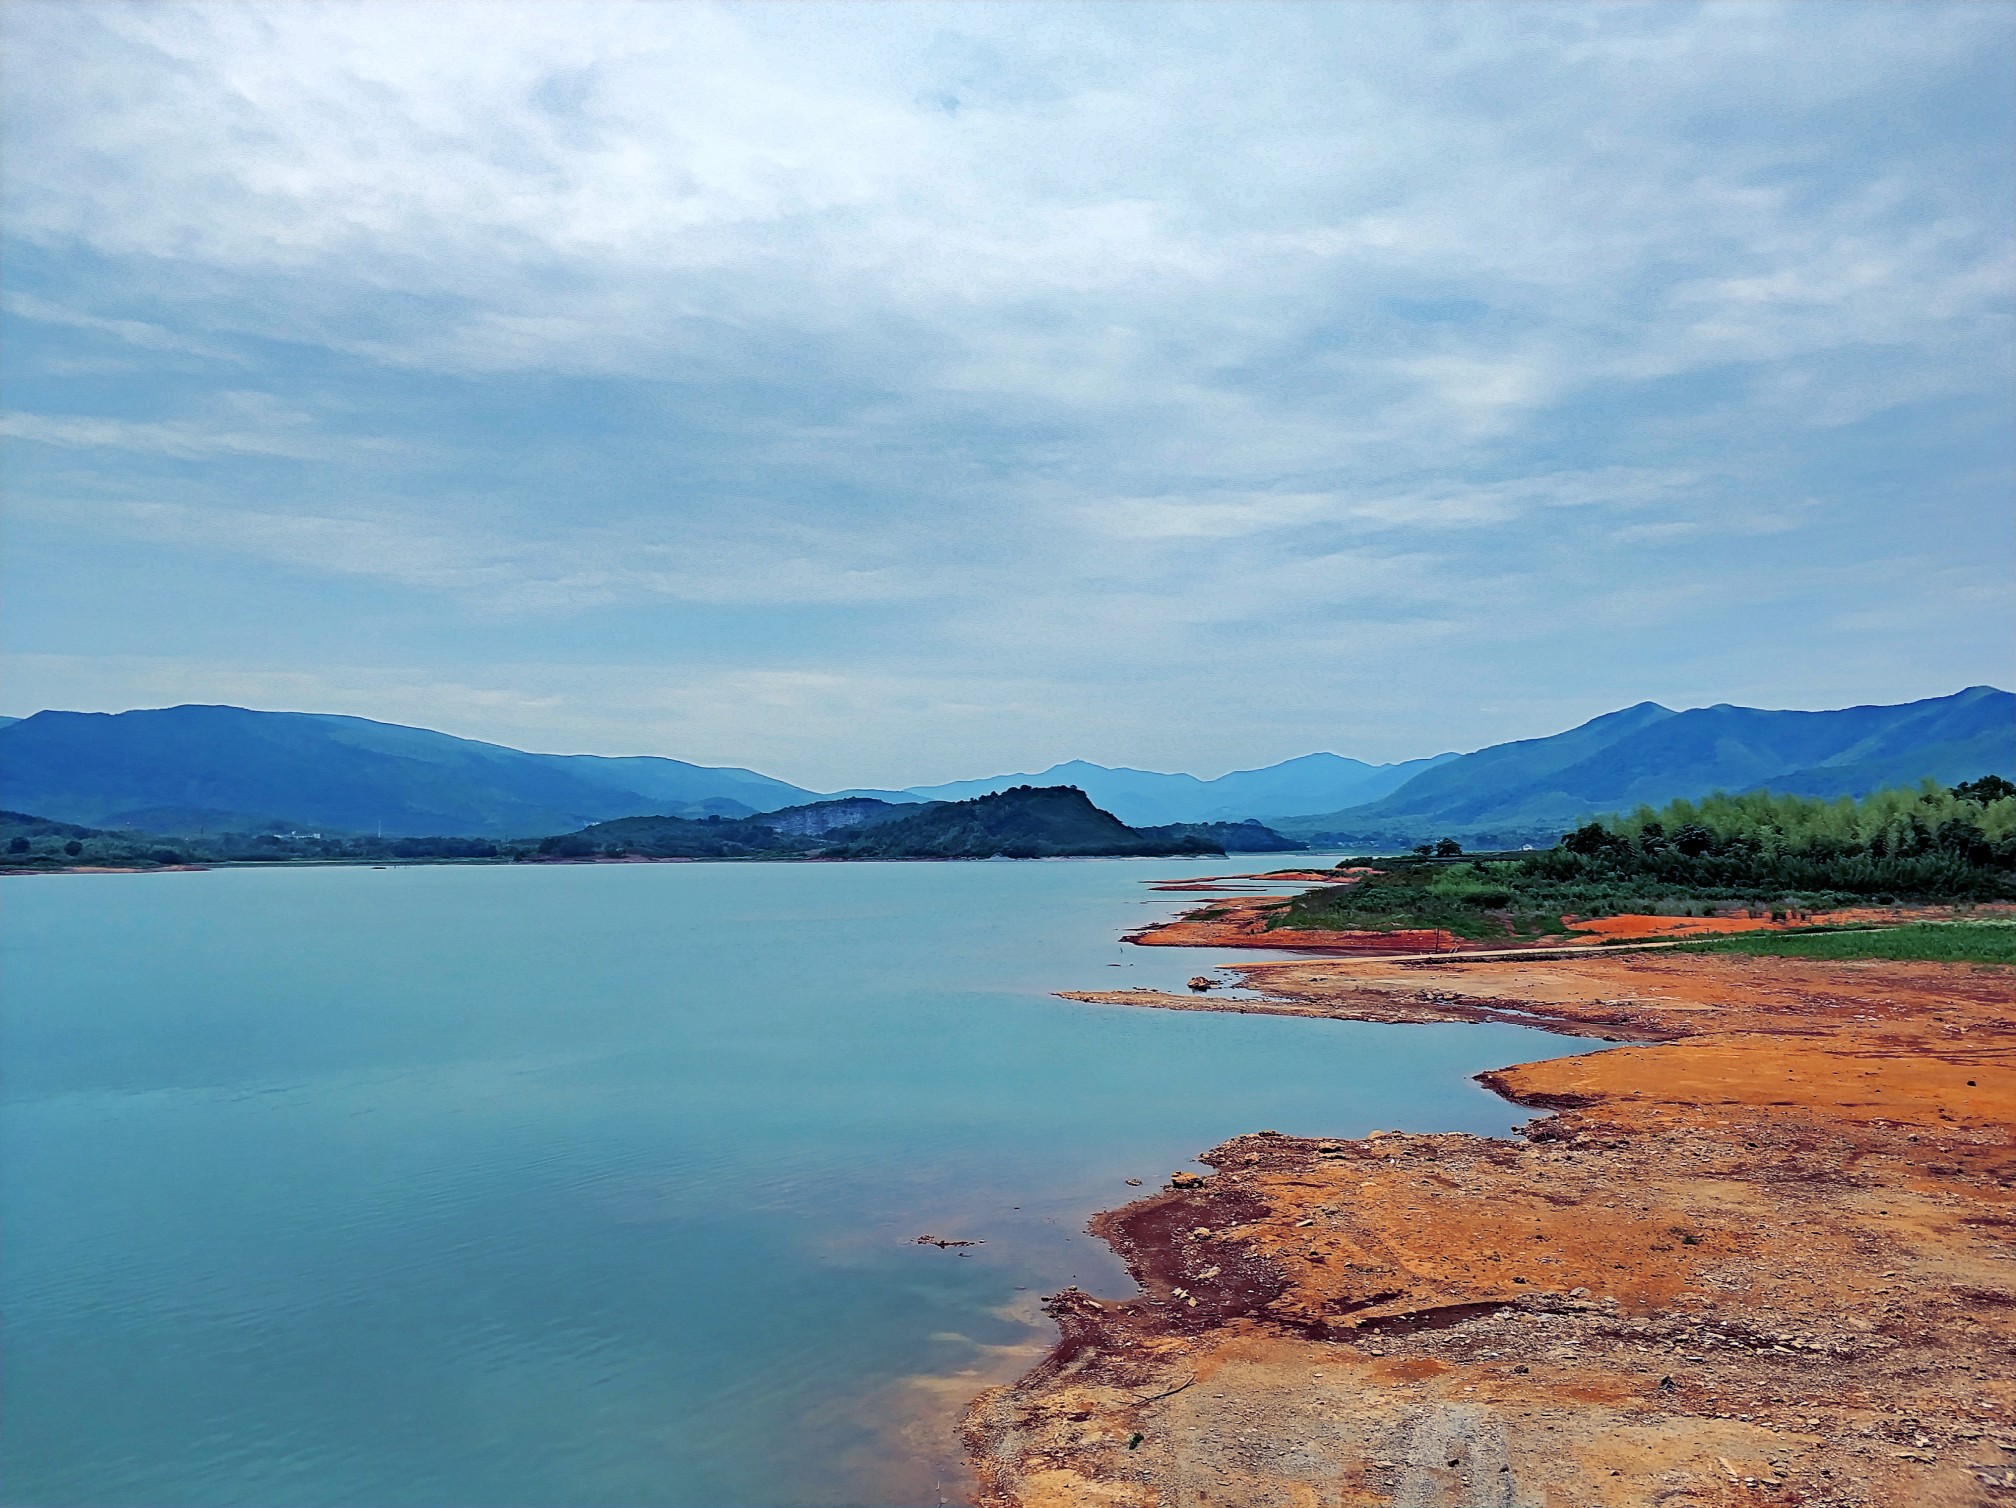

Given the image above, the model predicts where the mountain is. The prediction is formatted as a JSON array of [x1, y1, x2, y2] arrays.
[[1274, 686, 2015, 847], [752, 797, 902, 838], [7, 688, 2002, 851], [536, 812, 798, 860], [1134, 819, 1307, 853], [548, 786, 1220, 861], [0, 705, 816, 838], [830, 786, 1223, 859], [843, 752, 1455, 826]]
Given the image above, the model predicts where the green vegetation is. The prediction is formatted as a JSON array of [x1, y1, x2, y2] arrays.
[[1272, 859, 1575, 939], [536, 812, 794, 859], [1540, 781, 2015, 900], [1270, 778, 2015, 939], [0, 809, 508, 868], [1680, 922, 2016, 965]]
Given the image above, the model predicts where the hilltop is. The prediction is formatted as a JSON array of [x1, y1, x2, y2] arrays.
[[828, 786, 1224, 860]]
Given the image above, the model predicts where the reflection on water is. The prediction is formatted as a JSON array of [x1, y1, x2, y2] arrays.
[[1, 857, 1595, 1506]]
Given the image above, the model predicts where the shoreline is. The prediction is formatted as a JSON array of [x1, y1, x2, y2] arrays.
[[962, 917, 2016, 1504], [0, 850, 1311, 879]]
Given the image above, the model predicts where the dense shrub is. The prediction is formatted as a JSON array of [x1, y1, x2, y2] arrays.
[[1274, 778, 2014, 936]]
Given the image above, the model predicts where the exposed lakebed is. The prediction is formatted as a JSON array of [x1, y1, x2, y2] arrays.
[[2, 858, 1597, 1507]]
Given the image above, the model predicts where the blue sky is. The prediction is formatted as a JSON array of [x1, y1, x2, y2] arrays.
[[2, 1, 2010, 789]]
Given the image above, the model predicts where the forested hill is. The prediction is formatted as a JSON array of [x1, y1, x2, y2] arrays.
[[545, 787, 1226, 860], [829, 786, 1224, 859], [1272, 685, 2013, 847]]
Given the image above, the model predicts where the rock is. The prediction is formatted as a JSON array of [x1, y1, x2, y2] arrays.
[[1169, 1171, 1207, 1189]]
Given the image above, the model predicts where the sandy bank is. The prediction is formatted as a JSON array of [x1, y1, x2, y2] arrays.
[[962, 946, 2016, 1507]]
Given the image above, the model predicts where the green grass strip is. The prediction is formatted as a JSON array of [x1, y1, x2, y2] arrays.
[[1679, 921, 2016, 965]]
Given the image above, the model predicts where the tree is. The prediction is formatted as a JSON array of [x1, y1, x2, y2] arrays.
[[64, 840, 82, 856], [1434, 837, 1463, 857], [1952, 774, 2016, 804], [6, 837, 27, 853], [1561, 822, 1617, 856], [1673, 823, 1715, 857]]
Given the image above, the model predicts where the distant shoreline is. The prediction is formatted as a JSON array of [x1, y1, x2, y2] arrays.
[[0, 850, 1309, 878]]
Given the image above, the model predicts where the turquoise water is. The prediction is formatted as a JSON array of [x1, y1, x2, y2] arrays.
[[1, 858, 1591, 1507]]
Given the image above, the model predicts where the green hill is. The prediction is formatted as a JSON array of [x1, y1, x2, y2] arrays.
[[830, 786, 1222, 859], [534, 813, 794, 859], [1134, 819, 1305, 853], [544, 786, 1221, 861]]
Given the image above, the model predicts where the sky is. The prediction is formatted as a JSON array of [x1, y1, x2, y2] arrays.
[[2, 1, 2010, 789]]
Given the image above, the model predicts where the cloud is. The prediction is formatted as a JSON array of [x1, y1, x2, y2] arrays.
[[3, 410, 322, 461], [17, 493, 977, 611], [1, 1, 2008, 777], [3, 291, 248, 362]]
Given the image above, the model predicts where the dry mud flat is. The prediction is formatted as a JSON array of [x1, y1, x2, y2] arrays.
[[963, 950, 2016, 1508]]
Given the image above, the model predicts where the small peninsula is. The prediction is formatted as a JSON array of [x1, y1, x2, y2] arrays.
[[965, 782, 2016, 1507]]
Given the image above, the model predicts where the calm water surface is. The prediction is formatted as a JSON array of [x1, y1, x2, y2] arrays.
[[2, 858, 1593, 1507]]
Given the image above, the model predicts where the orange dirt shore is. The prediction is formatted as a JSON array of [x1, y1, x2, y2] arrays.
[[962, 944, 2016, 1507], [1125, 885, 1961, 955]]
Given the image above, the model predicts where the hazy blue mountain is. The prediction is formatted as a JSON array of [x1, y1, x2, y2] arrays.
[[1192, 752, 1456, 821], [7, 690, 2002, 851], [1275, 686, 2014, 846], [0, 705, 815, 838], [840, 751, 1455, 826]]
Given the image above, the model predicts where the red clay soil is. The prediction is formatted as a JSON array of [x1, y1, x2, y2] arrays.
[[1124, 887, 1474, 953], [962, 946, 2016, 1508]]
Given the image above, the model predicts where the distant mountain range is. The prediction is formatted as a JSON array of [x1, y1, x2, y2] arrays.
[[0, 687, 2007, 846], [2, 787, 1250, 867], [836, 752, 1455, 827], [1271, 685, 2014, 847], [0, 705, 816, 838]]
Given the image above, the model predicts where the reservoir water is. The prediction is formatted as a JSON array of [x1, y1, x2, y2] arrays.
[[2, 858, 1594, 1507]]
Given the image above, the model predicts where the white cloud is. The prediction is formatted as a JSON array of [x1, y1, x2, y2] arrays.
[[3, 291, 248, 362], [1, 2, 2007, 773], [2, 410, 323, 460]]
